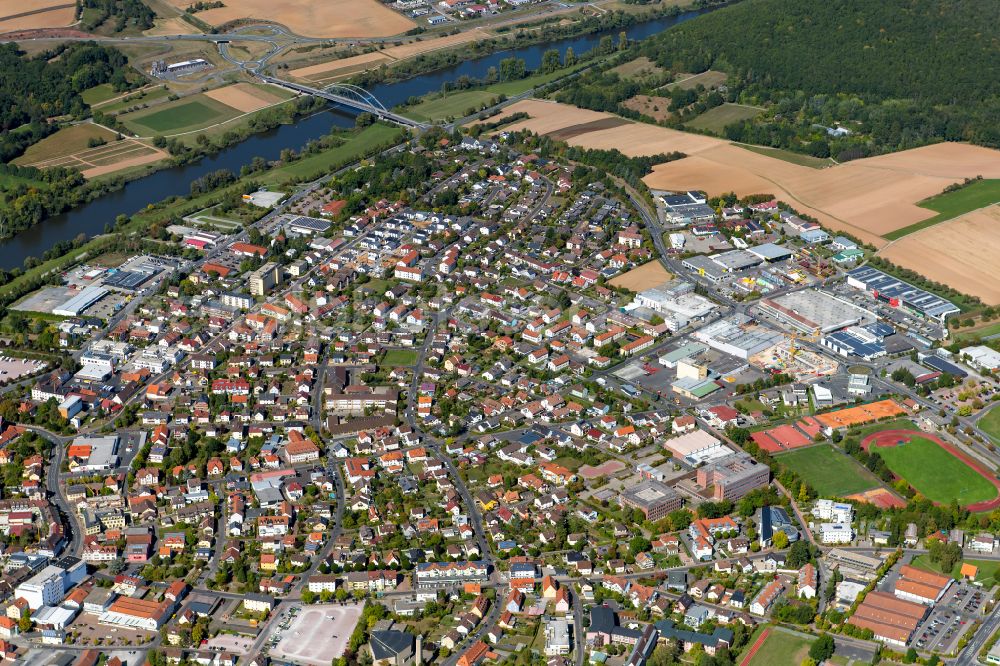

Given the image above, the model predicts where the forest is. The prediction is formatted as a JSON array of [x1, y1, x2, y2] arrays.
[[560, 0, 1000, 158], [0, 42, 141, 161], [77, 0, 156, 32]]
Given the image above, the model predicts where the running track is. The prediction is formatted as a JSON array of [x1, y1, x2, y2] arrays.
[[739, 628, 771, 666], [861, 429, 1000, 511]]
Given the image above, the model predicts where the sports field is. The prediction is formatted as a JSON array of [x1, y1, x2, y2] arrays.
[[684, 103, 762, 134], [980, 405, 1000, 445], [869, 434, 998, 507], [776, 445, 881, 497], [742, 628, 814, 666], [911, 555, 1000, 585]]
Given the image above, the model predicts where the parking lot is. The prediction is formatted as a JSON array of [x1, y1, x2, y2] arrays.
[[266, 602, 362, 665], [913, 582, 987, 653]]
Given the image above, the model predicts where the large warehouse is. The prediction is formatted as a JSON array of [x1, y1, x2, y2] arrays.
[[53, 286, 108, 317], [759, 289, 875, 334], [693, 315, 784, 360], [663, 429, 732, 465], [846, 266, 960, 323]]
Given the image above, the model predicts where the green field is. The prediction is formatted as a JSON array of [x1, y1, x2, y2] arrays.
[[97, 86, 174, 115], [875, 436, 997, 505], [954, 321, 1000, 344], [737, 143, 836, 168], [81, 84, 120, 106], [402, 91, 498, 122], [745, 628, 815, 666], [382, 349, 419, 366], [777, 444, 881, 497], [120, 97, 240, 136], [911, 554, 1000, 584], [979, 405, 1000, 445], [264, 124, 404, 183], [884, 179, 1000, 240], [685, 103, 762, 133]]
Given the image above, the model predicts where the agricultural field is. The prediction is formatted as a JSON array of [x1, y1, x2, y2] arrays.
[[878, 204, 1000, 305], [684, 103, 762, 134], [0, 0, 76, 33], [737, 144, 835, 169], [979, 405, 1000, 445], [204, 83, 292, 113], [118, 95, 244, 137], [81, 84, 120, 106], [161, 0, 415, 38], [884, 178, 1000, 239], [13, 124, 168, 178], [499, 99, 1000, 250], [776, 445, 881, 497], [874, 436, 998, 506]]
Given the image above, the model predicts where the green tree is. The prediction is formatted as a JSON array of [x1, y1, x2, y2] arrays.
[[564, 47, 576, 67], [541, 48, 562, 74], [808, 634, 835, 662]]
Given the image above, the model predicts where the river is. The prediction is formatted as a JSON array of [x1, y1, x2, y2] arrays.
[[0, 6, 713, 270]]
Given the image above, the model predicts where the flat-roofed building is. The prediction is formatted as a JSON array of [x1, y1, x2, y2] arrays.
[[696, 453, 769, 501], [825, 548, 881, 581], [662, 429, 732, 466], [248, 263, 281, 297], [619, 480, 682, 522]]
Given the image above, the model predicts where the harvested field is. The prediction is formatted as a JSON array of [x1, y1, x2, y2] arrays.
[[291, 30, 488, 83], [14, 124, 118, 166], [621, 95, 672, 122], [161, 0, 414, 37], [878, 204, 1000, 305], [666, 70, 727, 91], [204, 83, 286, 113], [0, 1, 75, 32], [499, 99, 1000, 251], [608, 260, 672, 291]]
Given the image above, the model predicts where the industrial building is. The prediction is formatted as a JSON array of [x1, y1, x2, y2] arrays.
[[618, 480, 683, 521], [285, 215, 332, 236], [893, 565, 952, 605], [53, 287, 108, 317], [821, 323, 895, 360], [632, 282, 717, 331], [658, 342, 708, 368], [846, 266, 960, 323], [759, 289, 875, 334], [67, 435, 120, 472], [693, 315, 784, 360], [748, 243, 794, 263], [14, 557, 86, 610], [681, 255, 726, 283], [709, 249, 761, 273], [961, 345, 1000, 372], [662, 429, 732, 466]]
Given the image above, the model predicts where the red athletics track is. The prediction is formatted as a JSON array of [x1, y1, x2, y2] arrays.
[[739, 628, 771, 666], [861, 429, 1000, 511]]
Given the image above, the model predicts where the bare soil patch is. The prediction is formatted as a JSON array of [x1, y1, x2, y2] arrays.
[[548, 117, 633, 142], [610, 56, 665, 80], [162, 0, 415, 38], [608, 260, 673, 291], [143, 16, 200, 35], [878, 204, 1000, 305], [204, 82, 284, 113], [622, 95, 672, 122]]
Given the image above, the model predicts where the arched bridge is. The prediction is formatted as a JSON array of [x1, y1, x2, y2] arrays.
[[255, 74, 423, 128]]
